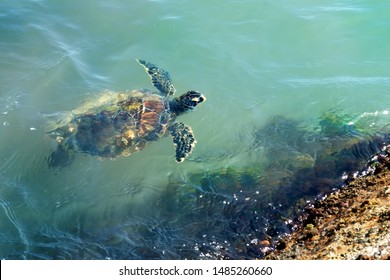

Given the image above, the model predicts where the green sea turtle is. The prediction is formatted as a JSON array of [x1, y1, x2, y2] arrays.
[[48, 59, 206, 167]]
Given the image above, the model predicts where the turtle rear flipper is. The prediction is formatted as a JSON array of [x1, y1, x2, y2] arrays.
[[169, 122, 196, 162], [136, 59, 176, 97], [48, 144, 75, 168]]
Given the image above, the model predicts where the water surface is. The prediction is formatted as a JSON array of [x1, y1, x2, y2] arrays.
[[1, 0, 390, 259]]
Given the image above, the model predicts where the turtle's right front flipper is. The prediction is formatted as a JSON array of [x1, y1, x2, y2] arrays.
[[169, 122, 196, 163]]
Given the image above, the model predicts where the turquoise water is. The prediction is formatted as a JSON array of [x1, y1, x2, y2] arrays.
[[1, 0, 390, 259]]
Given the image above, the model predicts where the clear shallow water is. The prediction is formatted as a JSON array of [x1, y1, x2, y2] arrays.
[[1, 0, 390, 259]]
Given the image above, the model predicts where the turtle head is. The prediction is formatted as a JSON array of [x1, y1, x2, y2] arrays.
[[170, 91, 206, 115]]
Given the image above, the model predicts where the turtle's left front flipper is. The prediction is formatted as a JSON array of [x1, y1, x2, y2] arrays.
[[169, 122, 196, 162], [136, 59, 176, 97]]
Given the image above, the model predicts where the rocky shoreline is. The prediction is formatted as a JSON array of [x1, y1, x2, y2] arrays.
[[265, 146, 390, 260]]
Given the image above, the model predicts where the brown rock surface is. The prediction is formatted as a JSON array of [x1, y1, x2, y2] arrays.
[[266, 150, 390, 260]]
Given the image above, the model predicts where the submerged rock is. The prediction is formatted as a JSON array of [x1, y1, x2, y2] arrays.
[[146, 111, 390, 260]]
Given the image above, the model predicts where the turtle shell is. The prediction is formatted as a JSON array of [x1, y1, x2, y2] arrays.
[[52, 89, 171, 158]]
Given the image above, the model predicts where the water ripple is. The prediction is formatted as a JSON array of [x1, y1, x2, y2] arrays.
[[282, 76, 390, 87], [0, 193, 30, 258]]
